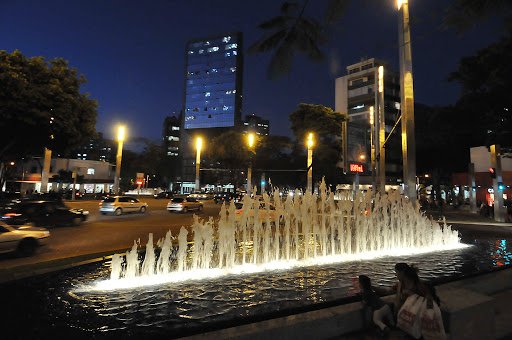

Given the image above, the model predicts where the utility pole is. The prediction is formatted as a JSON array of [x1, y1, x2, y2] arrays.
[[490, 145, 505, 222], [398, 0, 417, 203], [469, 163, 477, 213], [40, 148, 52, 193], [377, 65, 386, 194]]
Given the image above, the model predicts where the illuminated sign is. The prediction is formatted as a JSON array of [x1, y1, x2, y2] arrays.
[[136, 180, 143, 185], [349, 163, 364, 173]]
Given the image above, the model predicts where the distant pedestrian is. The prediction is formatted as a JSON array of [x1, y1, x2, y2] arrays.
[[358, 275, 395, 335]]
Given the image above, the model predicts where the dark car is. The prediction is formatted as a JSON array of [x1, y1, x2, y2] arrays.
[[213, 192, 238, 204], [1, 200, 89, 228], [154, 191, 173, 199]]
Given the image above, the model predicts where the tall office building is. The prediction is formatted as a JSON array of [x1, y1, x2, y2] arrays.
[[180, 32, 244, 190], [163, 115, 181, 158], [183, 32, 243, 129], [335, 58, 402, 181], [71, 133, 115, 163], [242, 113, 270, 136]]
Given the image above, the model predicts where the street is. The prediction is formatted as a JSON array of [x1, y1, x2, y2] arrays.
[[0, 198, 222, 270]]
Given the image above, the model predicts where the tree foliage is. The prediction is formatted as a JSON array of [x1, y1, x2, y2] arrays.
[[443, 0, 512, 32], [449, 33, 512, 147], [249, 1, 339, 79], [289, 103, 347, 185], [0, 50, 97, 160]]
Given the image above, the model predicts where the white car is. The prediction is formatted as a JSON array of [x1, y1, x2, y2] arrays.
[[0, 221, 50, 256], [99, 196, 148, 216], [167, 197, 203, 213]]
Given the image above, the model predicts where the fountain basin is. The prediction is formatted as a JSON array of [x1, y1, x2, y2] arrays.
[[0, 233, 510, 338]]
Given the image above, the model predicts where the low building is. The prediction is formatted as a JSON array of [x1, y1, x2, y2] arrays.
[[7, 158, 115, 194], [452, 146, 512, 206]]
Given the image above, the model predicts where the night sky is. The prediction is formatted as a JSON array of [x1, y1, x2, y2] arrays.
[[0, 0, 502, 145]]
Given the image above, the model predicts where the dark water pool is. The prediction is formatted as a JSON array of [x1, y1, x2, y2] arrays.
[[1, 234, 511, 339]]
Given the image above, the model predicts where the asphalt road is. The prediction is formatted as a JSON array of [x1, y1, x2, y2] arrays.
[[0, 198, 222, 269]]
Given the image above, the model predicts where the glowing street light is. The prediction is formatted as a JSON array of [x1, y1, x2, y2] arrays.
[[195, 136, 203, 191], [397, 0, 417, 203], [246, 132, 256, 196], [306, 132, 314, 193], [113, 125, 126, 195]]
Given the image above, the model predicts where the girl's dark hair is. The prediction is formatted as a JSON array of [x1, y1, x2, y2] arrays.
[[358, 275, 372, 290], [395, 262, 408, 272], [404, 265, 420, 284]]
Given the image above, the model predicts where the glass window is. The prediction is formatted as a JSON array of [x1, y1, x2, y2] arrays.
[[87, 168, 95, 175], [119, 197, 130, 203], [102, 197, 115, 203], [172, 198, 184, 203]]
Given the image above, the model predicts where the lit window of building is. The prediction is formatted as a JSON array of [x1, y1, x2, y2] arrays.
[[87, 168, 95, 175]]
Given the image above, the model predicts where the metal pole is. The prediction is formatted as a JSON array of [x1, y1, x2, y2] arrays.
[[342, 120, 348, 173], [195, 146, 201, 191], [491, 145, 505, 222], [72, 171, 77, 201], [370, 106, 376, 196], [398, 1, 417, 203], [40, 147, 52, 193], [307, 148, 313, 193], [469, 163, 477, 213], [377, 66, 386, 194], [114, 140, 123, 195], [247, 161, 252, 196]]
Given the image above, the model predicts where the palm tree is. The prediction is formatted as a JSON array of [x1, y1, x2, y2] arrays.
[[249, 1, 350, 79], [443, 0, 512, 32]]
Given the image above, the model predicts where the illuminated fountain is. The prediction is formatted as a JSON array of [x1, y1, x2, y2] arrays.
[[95, 181, 463, 291]]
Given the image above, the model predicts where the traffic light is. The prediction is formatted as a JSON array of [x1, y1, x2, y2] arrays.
[[489, 167, 496, 179], [498, 182, 505, 191]]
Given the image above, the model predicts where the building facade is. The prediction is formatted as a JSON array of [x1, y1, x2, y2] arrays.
[[6, 158, 114, 194], [163, 115, 181, 158], [242, 113, 269, 136], [183, 33, 243, 129], [180, 33, 244, 188], [70, 133, 116, 163], [335, 58, 402, 182]]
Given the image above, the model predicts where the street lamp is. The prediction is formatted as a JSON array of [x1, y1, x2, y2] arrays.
[[246, 132, 256, 196], [113, 125, 126, 195], [306, 132, 314, 193], [195, 136, 203, 191], [397, 0, 417, 203]]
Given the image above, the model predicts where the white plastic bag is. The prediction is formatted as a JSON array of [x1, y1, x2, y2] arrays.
[[420, 301, 446, 340], [397, 294, 424, 339]]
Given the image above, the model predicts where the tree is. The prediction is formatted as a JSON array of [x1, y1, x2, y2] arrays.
[[448, 33, 512, 148], [289, 103, 347, 185], [248, 1, 335, 79], [0, 50, 97, 160], [443, 0, 512, 33]]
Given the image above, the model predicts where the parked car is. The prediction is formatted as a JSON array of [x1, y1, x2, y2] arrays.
[[99, 196, 148, 216], [167, 197, 203, 213], [188, 192, 214, 200], [154, 191, 173, 199], [0, 221, 50, 256], [1, 200, 89, 228], [234, 201, 276, 221]]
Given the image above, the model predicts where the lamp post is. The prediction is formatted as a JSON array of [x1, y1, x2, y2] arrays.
[[397, 0, 417, 203], [113, 125, 125, 195], [369, 106, 376, 194], [306, 132, 314, 193], [195, 137, 202, 191], [246, 133, 255, 197]]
